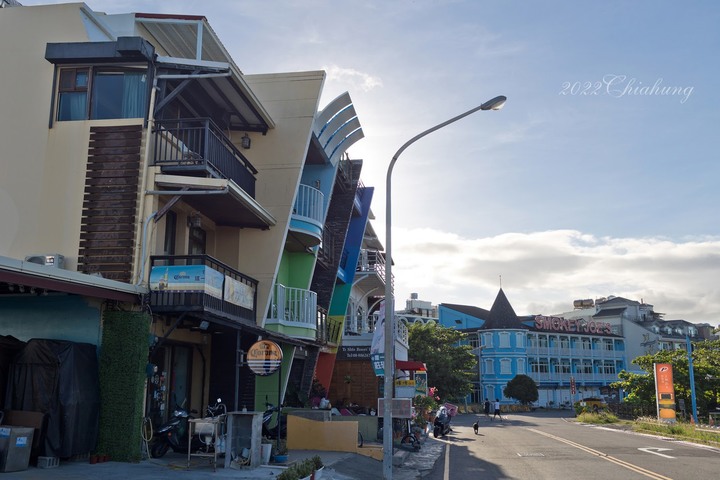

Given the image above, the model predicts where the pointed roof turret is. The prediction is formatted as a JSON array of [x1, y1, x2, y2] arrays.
[[482, 288, 528, 330]]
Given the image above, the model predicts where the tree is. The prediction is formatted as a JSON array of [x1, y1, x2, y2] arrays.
[[610, 339, 720, 416], [408, 321, 476, 402], [503, 375, 539, 405]]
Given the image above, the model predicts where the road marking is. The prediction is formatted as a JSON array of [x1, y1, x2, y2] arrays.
[[639, 447, 675, 459], [443, 442, 450, 480], [527, 428, 673, 480]]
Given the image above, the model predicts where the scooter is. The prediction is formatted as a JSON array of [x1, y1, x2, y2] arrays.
[[151, 398, 226, 458], [261, 402, 287, 439], [433, 405, 452, 438]]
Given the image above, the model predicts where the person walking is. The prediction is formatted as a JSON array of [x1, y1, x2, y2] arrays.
[[492, 399, 503, 421], [484, 399, 491, 418]]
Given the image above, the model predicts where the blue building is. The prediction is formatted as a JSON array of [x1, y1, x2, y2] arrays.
[[439, 289, 626, 407]]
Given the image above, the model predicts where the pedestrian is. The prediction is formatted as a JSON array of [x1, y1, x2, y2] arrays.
[[484, 399, 490, 418], [492, 399, 503, 421]]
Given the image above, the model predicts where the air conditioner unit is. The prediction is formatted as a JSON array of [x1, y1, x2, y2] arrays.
[[25, 254, 65, 269]]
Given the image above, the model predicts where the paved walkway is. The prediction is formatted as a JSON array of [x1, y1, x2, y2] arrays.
[[3, 436, 444, 480]]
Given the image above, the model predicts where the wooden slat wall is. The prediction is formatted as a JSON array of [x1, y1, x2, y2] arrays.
[[78, 125, 143, 282]]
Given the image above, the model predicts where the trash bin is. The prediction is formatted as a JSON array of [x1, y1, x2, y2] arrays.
[[261, 443, 272, 465], [0, 427, 34, 472]]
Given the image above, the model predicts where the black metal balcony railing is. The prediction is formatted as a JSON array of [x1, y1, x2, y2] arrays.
[[148, 254, 258, 324], [152, 118, 258, 196]]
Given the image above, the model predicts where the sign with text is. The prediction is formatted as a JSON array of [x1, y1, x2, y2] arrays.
[[654, 363, 676, 422], [377, 398, 413, 418], [150, 265, 223, 298], [337, 345, 370, 360], [415, 371, 428, 397], [395, 380, 416, 399], [247, 340, 283, 376], [370, 300, 386, 376], [534, 315, 612, 335]]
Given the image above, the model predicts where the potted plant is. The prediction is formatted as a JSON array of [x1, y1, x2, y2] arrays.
[[273, 439, 288, 463], [310, 455, 324, 479], [277, 465, 299, 480], [296, 459, 314, 480]]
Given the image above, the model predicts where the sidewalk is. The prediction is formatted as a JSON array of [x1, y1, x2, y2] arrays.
[[3, 436, 444, 479]]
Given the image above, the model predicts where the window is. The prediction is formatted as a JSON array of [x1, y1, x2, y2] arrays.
[[517, 358, 525, 374], [163, 211, 177, 255], [56, 66, 148, 121], [500, 358, 512, 374], [188, 227, 206, 256], [484, 358, 494, 374], [515, 332, 524, 348], [499, 332, 510, 348], [483, 332, 493, 348], [530, 359, 549, 374]]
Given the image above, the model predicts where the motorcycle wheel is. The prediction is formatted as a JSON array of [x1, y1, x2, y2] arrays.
[[151, 440, 170, 458], [433, 426, 440, 438]]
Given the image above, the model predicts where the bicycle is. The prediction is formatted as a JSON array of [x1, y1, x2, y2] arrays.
[[399, 433, 420, 451]]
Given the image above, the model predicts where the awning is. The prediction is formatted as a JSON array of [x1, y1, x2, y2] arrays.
[[395, 360, 426, 371]]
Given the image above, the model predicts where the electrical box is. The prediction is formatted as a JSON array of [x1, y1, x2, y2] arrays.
[[0, 427, 34, 472]]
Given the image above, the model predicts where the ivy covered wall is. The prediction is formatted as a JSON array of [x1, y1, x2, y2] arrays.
[[96, 311, 151, 462]]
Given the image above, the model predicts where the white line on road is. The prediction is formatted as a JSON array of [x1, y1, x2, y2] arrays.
[[443, 442, 450, 480], [527, 428, 673, 480]]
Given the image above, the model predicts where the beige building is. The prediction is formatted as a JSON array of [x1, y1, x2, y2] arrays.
[[0, 2, 370, 460]]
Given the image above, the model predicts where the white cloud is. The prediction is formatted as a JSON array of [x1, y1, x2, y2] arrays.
[[391, 228, 720, 324], [324, 65, 383, 92]]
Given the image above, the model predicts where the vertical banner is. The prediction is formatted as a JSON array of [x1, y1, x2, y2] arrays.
[[370, 300, 385, 376], [415, 371, 428, 397], [654, 363, 676, 422]]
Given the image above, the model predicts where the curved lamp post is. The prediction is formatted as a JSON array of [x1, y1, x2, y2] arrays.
[[382, 95, 506, 479]]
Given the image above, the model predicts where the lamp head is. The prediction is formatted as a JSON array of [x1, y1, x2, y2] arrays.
[[480, 95, 507, 111]]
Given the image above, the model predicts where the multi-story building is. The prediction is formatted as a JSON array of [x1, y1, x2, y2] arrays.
[[557, 296, 714, 375], [440, 290, 715, 408], [0, 2, 373, 458], [440, 289, 627, 407]]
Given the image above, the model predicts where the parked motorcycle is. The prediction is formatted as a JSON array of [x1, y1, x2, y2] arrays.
[[151, 398, 226, 458], [261, 402, 287, 439], [433, 405, 452, 438]]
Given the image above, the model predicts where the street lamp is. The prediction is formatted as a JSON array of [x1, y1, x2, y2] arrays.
[[382, 95, 506, 479]]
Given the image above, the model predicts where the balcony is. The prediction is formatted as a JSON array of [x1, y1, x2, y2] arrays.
[[151, 119, 274, 229], [147, 255, 257, 325], [153, 118, 257, 193], [316, 309, 344, 346], [352, 249, 388, 292], [342, 312, 409, 349], [266, 283, 318, 340], [286, 184, 325, 252]]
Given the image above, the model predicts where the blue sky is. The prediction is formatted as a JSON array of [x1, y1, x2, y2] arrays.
[[22, 1, 720, 323]]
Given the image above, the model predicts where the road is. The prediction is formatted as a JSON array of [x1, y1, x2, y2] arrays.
[[423, 410, 720, 480]]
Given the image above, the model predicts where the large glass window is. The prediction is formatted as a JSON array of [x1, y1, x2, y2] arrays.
[[57, 66, 148, 121]]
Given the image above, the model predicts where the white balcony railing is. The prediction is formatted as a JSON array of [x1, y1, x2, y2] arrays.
[[294, 184, 324, 227], [269, 283, 317, 326]]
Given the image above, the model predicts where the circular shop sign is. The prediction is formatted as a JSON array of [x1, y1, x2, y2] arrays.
[[247, 340, 283, 376]]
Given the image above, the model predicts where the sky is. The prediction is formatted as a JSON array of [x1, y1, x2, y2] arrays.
[[21, 1, 720, 324]]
